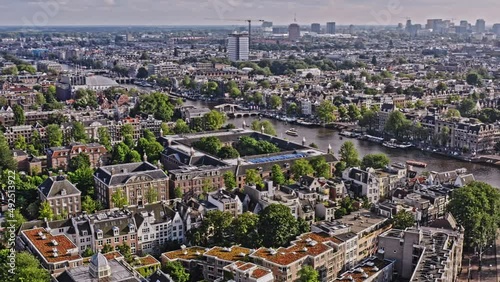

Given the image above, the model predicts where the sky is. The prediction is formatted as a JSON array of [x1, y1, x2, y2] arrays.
[[1, 0, 499, 27]]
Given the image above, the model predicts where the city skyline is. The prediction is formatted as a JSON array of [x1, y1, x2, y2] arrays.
[[2, 0, 499, 27]]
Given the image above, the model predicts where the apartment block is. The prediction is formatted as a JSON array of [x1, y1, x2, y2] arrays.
[[378, 219, 463, 281]]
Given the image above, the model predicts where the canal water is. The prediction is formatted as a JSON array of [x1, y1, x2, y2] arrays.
[[184, 100, 500, 187]]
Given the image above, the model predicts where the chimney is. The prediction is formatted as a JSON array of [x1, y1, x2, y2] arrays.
[[267, 180, 274, 197], [111, 168, 115, 175], [327, 144, 332, 154], [143, 152, 148, 162]]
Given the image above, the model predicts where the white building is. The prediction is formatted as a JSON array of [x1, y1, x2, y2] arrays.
[[227, 33, 249, 62]]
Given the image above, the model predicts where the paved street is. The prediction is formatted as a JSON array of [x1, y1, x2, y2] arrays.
[[458, 234, 500, 282]]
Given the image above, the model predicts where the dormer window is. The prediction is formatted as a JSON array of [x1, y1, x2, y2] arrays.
[[112, 226, 119, 236], [82, 230, 88, 236], [97, 229, 103, 239], [128, 223, 135, 233]]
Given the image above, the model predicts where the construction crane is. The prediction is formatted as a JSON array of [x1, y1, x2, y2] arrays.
[[204, 18, 265, 44]]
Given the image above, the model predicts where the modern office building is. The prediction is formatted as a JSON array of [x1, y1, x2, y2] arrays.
[[311, 23, 321, 33], [227, 33, 249, 62], [476, 19, 486, 33], [326, 22, 336, 34], [493, 23, 500, 35], [288, 23, 301, 41]]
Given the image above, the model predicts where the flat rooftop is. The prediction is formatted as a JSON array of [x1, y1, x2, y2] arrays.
[[57, 259, 140, 282], [336, 257, 394, 282], [22, 228, 81, 264], [162, 246, 207, 261]]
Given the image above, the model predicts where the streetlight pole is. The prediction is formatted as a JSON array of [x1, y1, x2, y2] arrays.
[[468, 257, 471, 282]]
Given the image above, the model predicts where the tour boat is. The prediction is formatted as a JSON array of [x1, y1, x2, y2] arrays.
[[406, 160, 428, 168], [285, 128, 299, 137], [392, 162, 406, 169]]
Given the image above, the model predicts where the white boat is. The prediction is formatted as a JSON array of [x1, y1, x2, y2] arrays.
[[285, 128, 299, 137], [383, 139, 398, 149]]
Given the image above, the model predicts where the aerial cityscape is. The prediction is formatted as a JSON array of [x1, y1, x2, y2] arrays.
[[0, 3, 499, 282]]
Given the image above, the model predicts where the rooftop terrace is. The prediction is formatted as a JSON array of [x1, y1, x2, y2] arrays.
[[22, 228, 81, 264]]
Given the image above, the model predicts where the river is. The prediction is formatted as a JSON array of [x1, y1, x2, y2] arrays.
[[184, 100, 500, 188]]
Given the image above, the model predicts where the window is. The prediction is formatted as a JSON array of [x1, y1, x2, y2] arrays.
[[115, 237, 119, 243], [106, 239, 111, 244], [98, 240, 102, 246], [86, 237, 90, 242], [122, 236, 127, 241]]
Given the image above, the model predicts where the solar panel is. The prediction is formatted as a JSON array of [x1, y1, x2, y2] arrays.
[[248, 153, 308, 164]]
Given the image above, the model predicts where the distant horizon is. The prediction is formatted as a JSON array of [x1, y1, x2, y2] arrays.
[[2, 0, 499, 27]]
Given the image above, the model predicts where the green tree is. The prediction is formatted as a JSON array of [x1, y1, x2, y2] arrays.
[[98, 127, 112, 150], [39, 201, 54, 220], [371, 56, 378, 65], [13, 104, 25, 125], [223, 171, 237, 191], [126, 150, 142, 162], [68, 167, 95, 196], [334, 161, 347, 177], [117, 243, 133, 263], [82, 248, 94, 257], [317, 100, 336, 124], [445, 108, 461, 119], [81, 195, 98, 213], [309, 157, 331, 178], [458, 98, 476, 117], [111, 142, 130, 164], [163, 261, 190, 282], [269, 95, 282, 109], [347, 104, 361, 121], [361, 153, 390, 170], [232, 212, 260, 247], [229, 87, 241, 98], [217, 146, 239, 159], [68, 153, 91, 171], [0, 251, 50, 282], [121, 124, 134, 136], [392, 210, 415, 229], [384, 111, 410, 139], [111, 189, 128, 208], [448, 182, 500, 257], [72, 121, 88, 143], [271, 164, 286, 185], [290, 159, 314, 181], [101, 244, 114, 253], [258, 204, 298, 247], [203, 110, 226, 131], [0, 135, 15, 170], [14, 135, 27, 150], [202, 210, 233, 245], [145, 187, 158, 204], [298, 265, 320, 282], [192, 136, 222, 156], [358, 110, 378, 132], [46, 124, 63, 147], [174, 186, 183, 198], [136, 67, 149, 78], [3, 209, 25, 243], [245, 169, 262, 185], [173, 119, 191, 134], [339, 141, 360, 168], [135, 92, 175, 121], [466, 71, 482, 86], [251, 120, 276, 136]]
